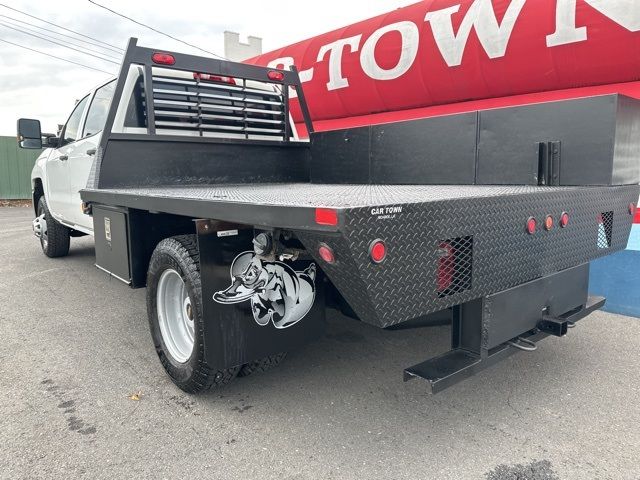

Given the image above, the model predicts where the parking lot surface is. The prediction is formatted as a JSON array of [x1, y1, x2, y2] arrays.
[[1, 207, 639, 479]]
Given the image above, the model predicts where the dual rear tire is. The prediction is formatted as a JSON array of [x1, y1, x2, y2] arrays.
[[146, 235, 285, 393]]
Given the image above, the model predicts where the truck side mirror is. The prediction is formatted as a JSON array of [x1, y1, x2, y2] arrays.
[[17, 118, 43, 149]]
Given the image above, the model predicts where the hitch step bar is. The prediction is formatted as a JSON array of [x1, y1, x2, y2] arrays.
[[404, 295, 605, 394]]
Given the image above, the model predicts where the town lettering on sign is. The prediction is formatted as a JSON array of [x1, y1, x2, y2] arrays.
[[248, 0, 640, 127]]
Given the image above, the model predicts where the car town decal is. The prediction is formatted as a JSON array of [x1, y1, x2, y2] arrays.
[[371, 205, 403, 220], [213, 251, 316, 329]]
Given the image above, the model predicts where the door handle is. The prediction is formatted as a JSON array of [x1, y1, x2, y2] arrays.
[[86, 148, 96, 156], [59, 155, 68, 161]]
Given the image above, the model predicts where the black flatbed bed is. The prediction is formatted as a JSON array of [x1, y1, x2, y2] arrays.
[[81, 183, 589, 231]]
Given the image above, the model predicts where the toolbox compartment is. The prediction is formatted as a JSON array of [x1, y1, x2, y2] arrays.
[[310, 94, 640, 188]]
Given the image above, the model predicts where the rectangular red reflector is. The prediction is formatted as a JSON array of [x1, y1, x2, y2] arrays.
[[193, 72, 236, 85], [315, 208, 338, 226], [152, 52, 175, 65]]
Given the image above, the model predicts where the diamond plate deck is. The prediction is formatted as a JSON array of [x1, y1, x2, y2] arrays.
[[83, 183, 609, 208]]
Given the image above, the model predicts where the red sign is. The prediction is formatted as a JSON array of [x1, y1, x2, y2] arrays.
[[247, 0, 640, 133]]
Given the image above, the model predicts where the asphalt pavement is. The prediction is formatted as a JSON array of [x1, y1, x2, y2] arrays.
[[1, 206, 639, 480]]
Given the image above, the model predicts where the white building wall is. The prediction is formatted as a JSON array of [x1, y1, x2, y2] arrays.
[[224, 32, 263, 61]]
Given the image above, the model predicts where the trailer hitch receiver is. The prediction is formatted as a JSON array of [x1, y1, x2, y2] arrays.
[[537, 316, 568, 337]]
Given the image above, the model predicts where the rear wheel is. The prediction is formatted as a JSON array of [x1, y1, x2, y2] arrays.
[[37, 197, 70, 258], [147, 235, 239, 393]]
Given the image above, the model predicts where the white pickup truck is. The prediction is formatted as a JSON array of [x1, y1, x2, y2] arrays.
[[27, 79, 114, 256], [25, 69, 297, 258]]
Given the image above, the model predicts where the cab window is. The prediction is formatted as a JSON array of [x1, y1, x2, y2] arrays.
[[60, 95, 89, 146], [124, 73, 146, 128], [83, 81, 116, 137]]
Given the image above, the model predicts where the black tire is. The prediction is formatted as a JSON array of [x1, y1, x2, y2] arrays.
[[146, 235, 240, 393], [239, 352, 287, 377], [37, 196, 70, 258]]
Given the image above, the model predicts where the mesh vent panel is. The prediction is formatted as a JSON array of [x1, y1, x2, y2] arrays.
[[437, 236, 473, 297], [597, 211, 613, 249]]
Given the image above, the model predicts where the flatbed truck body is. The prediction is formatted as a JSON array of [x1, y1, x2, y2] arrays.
[[20, 38, 640, 394]]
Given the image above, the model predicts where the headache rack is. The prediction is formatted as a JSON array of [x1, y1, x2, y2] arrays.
[[152, 74, 288, 138], [102, 38, 313, 146]]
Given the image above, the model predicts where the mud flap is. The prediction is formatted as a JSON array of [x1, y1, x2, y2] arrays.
[[196, 220, 325, 371]]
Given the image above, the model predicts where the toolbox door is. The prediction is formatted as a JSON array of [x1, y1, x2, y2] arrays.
[[93, 205, 131, 284]]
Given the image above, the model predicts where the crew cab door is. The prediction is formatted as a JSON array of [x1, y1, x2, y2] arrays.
[[66, 80, 116, 229], [45, 95, 90, 221]]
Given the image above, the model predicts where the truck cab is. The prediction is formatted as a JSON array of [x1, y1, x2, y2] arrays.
[[29, 79, 115, 235]]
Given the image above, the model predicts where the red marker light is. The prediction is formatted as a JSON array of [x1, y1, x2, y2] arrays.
[[193, 72, 236, 84], [152, 52, 175, 65], [526, 217, 537, 235], [544, 215, 554, 231], [369, 240, 386, 264], [318, 244, 335, 264], [315, 208, 338, 226], [267, 70, 285, 81], [560, 212, 569, 228]]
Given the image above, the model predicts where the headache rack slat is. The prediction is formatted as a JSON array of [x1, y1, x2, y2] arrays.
[[154, 120, 285, 134], [153, 98, 284, 116], [153, 110, 285, 125], [153, 75, 284, 99], [152, 87, 283, 107]]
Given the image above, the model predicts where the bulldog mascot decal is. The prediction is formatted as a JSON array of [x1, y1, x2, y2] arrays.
[[213, 252, 317, 329]]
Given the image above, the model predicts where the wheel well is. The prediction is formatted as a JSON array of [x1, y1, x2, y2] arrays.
[[32, 179, 44, 216], [127, 210, 198, 288]]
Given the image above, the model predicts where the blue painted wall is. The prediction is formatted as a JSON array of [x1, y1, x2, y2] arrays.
[[589, 225, 640, 318]]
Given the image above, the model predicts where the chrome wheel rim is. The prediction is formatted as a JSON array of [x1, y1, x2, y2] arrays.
[[41, 221, 48, 250], [157, 269, 195, 363], [38, 206, 48, 250]]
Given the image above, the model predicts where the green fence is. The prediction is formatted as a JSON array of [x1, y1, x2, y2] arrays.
[[0, 136, 42, 199]]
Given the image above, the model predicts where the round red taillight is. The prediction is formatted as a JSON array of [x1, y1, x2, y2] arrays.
[[629, 203, 636, 216], [318, 243, 335, 264], [526, 217, 537, 235], [267, 70, 285, 81], [560, 212, 569, 228], [369, 240, 386, 264], [544, 215, 554, 231]]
